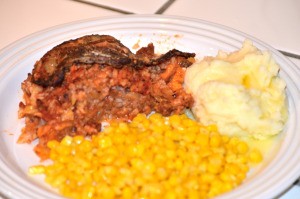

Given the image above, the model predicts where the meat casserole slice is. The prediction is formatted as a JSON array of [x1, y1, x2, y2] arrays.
[[18, 35, 195, 160]]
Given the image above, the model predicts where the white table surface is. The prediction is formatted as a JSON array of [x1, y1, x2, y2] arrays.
[[0, 0, 299, 198]]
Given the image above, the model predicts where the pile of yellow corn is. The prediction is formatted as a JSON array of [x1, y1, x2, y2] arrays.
[[29, 113, 263, 199]]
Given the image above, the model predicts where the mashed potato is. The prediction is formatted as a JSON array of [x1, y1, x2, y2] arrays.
[[184, 40, 288, 139]]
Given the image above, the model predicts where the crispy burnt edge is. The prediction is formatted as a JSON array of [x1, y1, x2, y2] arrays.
[[30, 34, 195, 87]]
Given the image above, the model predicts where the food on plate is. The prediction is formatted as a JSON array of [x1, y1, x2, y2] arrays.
[[20, 35, 284, 198], [18, 35, 195, 160], [30, 113, 263, 199], [184, 40, 288, 139]]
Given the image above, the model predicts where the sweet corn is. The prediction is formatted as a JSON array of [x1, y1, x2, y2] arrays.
[[29, 113, 263, 199]]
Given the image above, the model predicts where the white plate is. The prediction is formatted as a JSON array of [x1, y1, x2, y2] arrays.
[[0, 15, 300, 199]]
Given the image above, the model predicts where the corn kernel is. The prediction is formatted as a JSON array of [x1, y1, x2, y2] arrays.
[[144, 162, 156, 174], [206, 124, 218, 132], [249, 149, 263, 163], [98, 136, 112, 149], [156, 167, 168, 180], [236, 141, 249, 154], [196, 133, 209, 147], [79, 140, 92, 153], [165, 190, 177, 199], [73, 135, 84, 145], [60, 136, 73, 146], [210, 134, 222, 147], [122, 187, 133, 199], [99, 185, 115, 199], [28, 165, 45, 175], [47, 140, 59, 149]]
